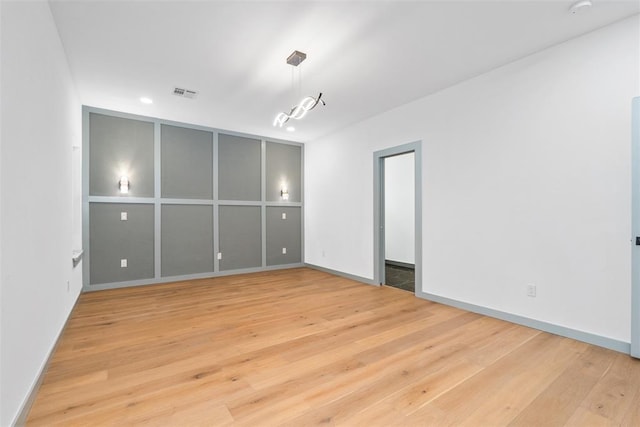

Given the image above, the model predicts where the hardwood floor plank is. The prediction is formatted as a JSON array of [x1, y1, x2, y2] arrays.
[[404, 333, 578, 425], [508, 345, 615, 426], [278, 316, 538, 426], [25, 268, 640, 426], [564, 406, 615, 427], [338, 401, 408, 426], [389, 359, 484, 416], [455, 338, 587, 426], [621, 393, 640, 427], [573, 351, 640, 425]]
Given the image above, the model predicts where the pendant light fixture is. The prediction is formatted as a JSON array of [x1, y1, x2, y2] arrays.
[[273, 50, 325, 128]]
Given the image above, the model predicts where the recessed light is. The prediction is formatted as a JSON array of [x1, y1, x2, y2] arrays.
[[569, 0, 592, 14], [139, 97, 153, 104], [286, 126, 295, 132]]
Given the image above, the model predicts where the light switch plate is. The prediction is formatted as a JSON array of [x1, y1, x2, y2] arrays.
[[282, 212, 287, 220], [217, 252, 222, 260], [120, 259, 128, 268], [282, 247, 287, 254], [120, 212, 128, 221]]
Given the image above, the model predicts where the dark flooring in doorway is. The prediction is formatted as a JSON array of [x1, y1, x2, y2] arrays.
[[385, 261, 415, 293]]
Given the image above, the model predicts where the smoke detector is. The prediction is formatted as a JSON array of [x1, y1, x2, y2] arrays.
[[173, 87, 198, 99]]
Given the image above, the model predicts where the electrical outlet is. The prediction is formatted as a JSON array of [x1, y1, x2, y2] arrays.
[[217, 252, 222, 260], [120, 212, 128, 221], [121, 259, 128, 268], [282, 212, 287, 220], [526, 283, 536, 297], [282, 247, 287, 254]]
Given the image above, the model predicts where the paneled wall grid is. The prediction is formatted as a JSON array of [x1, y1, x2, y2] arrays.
[[83, 107, 304, 290]]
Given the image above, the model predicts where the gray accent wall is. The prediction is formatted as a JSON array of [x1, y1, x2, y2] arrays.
[[161, 125, 213, 199], [161, 205, 214, 276], [219, 206, 262, 270], [266, 206, 302, 265], [84, 107, 304, 289], [89, 203, 155, 284], [218, 134, 261, 201], [89, 113, 154, 197], [266, 142, 302, 202]]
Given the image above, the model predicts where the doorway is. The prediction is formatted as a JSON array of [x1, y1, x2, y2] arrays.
[[374, 141, 422, 295], [384, 152, 415, 292]]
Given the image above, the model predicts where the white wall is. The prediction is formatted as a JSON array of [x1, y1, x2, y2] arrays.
[[305, 15, 640, 344], [384, 153, 415, 264], [0, 2, 82, 425]]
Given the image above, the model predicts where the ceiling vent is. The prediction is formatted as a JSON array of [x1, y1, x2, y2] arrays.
[[173, 87, 198, 99]]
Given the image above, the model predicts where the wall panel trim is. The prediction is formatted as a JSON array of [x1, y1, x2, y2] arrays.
[[82, 106, 303, 290]]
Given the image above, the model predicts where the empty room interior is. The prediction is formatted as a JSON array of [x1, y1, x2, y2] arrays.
[[2, 0, 640, 425]]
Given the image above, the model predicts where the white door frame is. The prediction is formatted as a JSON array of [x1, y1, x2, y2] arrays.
[[373, 141, 422, 294]]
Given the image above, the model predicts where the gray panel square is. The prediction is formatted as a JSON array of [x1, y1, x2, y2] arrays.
[[161, 204, 214, 277], [161, 125, 213, 199], [266, 207, 301, 266], [266, 142, 302, 202], [89, 203, 154, 285], [218, 134, 261, 201], [219, 206, 262, 271], [90, 113, 155, 197]]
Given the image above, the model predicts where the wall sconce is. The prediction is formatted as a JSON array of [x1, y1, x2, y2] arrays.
[[119, 176, 129, 194], [280, 187, 289, 201]]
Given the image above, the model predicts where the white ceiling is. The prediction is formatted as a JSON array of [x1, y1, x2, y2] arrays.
[[49, 0, 639, 142]]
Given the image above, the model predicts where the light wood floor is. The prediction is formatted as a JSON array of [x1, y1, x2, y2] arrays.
[[27, 268, 640, 426]]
